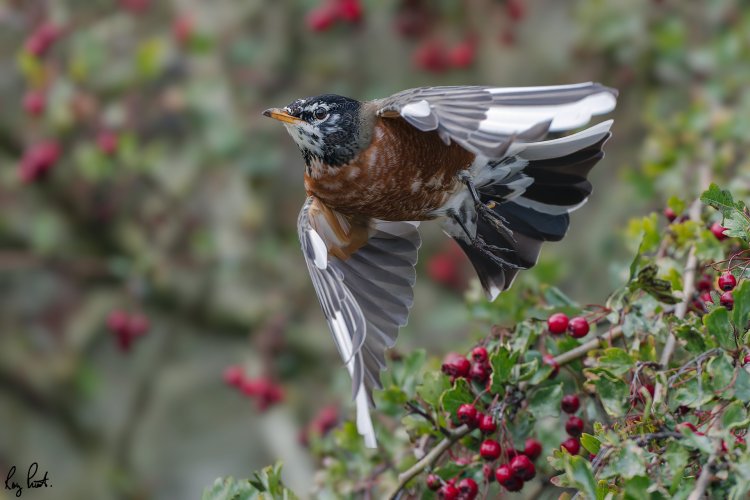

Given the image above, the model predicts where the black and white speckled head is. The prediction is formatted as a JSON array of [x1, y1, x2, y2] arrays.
[[269, 94, 364, 167]]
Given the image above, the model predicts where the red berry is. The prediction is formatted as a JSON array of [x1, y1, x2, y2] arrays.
[[720, 291, 734, 310], [479, 439, 502, 460], [566, 415, 584, 437], [120, 0, 151, 14], [568, 316, 590, 338], [744, 354, 750, 365], [495, 464, 523, 491], [543, 354, 559, 378], [561, 394, 580, 414], [523, 438, 542, 461], [736, 434, 746, 446], [456, 404, 478, 427], [427, 253, 462, 289], [128, 313, 149, 336], [19, 141, 61, 183], [701, 291, 714, 304], [413, 39, 449, 73], [310, 405, 339, 435], [338, 0, 363, 23], [256, 380, 284, 410], [478, 414, 497, 434], [471, 346, 488, 363], [561, 437, 580, 455], [97, 130, 119, 155], [505, 0, 526, 21], [510, 454, 535, 481], [449, 39, 475, 69], [223, 365, 244, 386], [23, 90, 46, 116], [173, 15, 194, 46], [663, 207, 677, 222], [240, 378, 263, 396], [697, 275, 713, 291], [442, 353, 471, 378], [107, 310, 129, 334], [306, 6, 337, 32], [25, 22, 60, 57], [718, 273, 737, 291], [456, 478, 478, 499], [439, 483, 460, 499], [494, 464, 512, 484], [711, 222, 728, 241], [426, 473, 441, 491], [547, 312, 569, 335], [469, 362, 491, 383]]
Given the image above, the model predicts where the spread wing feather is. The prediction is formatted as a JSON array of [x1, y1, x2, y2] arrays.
[[376, 83, 617, 158], [298, 198, 420, 447]]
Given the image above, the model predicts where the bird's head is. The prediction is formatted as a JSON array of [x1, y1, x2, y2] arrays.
[[263, 94, 366, 167]]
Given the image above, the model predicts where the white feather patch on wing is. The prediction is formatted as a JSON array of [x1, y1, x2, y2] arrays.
[[400, 99, 432, 119], [479, 93, 617, 135], [307, 230, 329, 269]]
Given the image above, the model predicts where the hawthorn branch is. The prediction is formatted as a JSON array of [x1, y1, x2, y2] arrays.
[[687, 456, 716, 500], [388, 424, 471, 500], [554, 325, 624, 366], [654, 159, 711, 405]]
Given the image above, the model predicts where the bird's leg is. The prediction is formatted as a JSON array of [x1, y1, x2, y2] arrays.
[[448, 209, 521, 270], [457, 170, 515, 241]]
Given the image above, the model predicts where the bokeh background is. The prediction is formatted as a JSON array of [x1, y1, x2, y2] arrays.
[[0, 0, 747, 498]]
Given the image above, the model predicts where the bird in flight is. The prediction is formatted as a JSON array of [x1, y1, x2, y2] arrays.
[[263, 83, 617, 447]]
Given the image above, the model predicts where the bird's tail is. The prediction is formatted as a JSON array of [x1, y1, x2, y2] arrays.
[[455, 120, 613, 300]]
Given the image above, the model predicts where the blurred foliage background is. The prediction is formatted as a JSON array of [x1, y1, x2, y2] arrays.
[[0, 0, 748, 498]]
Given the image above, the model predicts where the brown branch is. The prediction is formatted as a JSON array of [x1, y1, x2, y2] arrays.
[[387, 424, 471, 500]]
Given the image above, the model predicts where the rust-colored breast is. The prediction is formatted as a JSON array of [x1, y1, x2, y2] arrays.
[[305, 117, 475, 221]]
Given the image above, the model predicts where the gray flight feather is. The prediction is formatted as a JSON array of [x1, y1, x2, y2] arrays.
[[298, 199, 420, 419], [375, 83, 618, 159]]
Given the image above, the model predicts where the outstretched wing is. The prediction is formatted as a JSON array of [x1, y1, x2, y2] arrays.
[[298, 197, 420, 448], [375, 83, 617, 158]]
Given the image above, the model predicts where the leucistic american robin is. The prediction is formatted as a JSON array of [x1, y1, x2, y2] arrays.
[[263, 83, 617, 447]]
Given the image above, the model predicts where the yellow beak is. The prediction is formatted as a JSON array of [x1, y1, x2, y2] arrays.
[[262, 108, 303, 125]]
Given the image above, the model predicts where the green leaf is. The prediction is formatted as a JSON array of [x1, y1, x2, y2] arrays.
[[676, 324, 708, 354], [700, 183, 750, 240], [624, 475, 651, 499], [732, 280, 750, 333], [612, 442, 646, 479], [202, 462, 298, 500], [597, 348, 634, 376], [665, 441, 689, 493], [679, 428, 714, 454], [489, 347, 516, 392], [706, 354, 735, 397], [417, 371, 450, 408], [564, 455, 598, 499], [736, 368, 750, 403], [542, 286, 579, 308], [703, 306, 736, 350], [440, 378, 473, 417], [629, 264, 679, 304], [528, 382, 563, 419], [593, 373, 630, 417], [580, 433, 601, 455], [722, 400, 749, 431]]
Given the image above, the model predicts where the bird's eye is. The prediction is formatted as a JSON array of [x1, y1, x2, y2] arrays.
[[313, 108, 329, 121]]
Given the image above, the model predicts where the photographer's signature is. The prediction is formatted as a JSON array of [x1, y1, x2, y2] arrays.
[[4, 463, 51, 497]]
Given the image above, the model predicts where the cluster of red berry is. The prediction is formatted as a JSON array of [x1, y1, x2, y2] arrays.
[[442, 346, 492, 385], [697, 269, 738, 311], [298, 405, 339, 446], [223, 365, 285, 411], [546, 312, 590, 339], [306, 0, 363, 32], [560, 394, 583, 456], [107, 310, 150, 352]]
